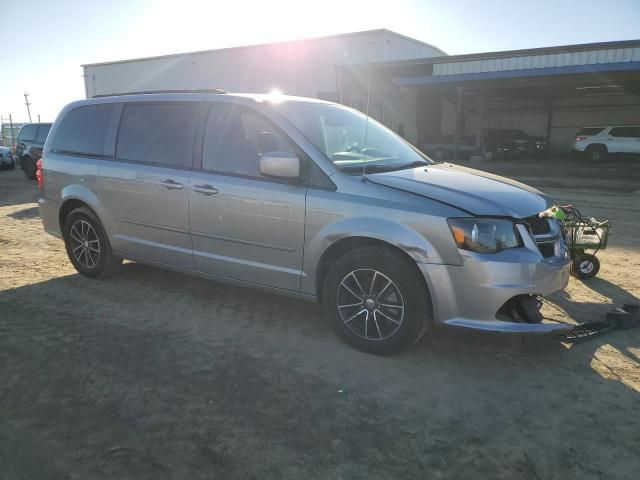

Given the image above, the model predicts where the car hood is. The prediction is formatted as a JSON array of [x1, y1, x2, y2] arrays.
[[368, 163, 551, 218]]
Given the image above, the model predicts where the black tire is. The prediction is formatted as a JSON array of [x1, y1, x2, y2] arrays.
[[321, 246, 432, 355], [63, 207, 122, 278], [585, 144, 607, 162], [572, 253, 600, 279], [22, 156, 36, 179]]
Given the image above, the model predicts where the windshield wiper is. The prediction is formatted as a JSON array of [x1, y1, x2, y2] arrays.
[[390, 160, 430, 170], [338, 160, 431, 174], [339, 164, 398, 173]]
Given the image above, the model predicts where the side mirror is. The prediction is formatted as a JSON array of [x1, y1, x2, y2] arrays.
[[259, 153, 300, 179]]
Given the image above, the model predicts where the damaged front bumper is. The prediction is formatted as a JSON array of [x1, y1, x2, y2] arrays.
[[420, 234, 571, 334]]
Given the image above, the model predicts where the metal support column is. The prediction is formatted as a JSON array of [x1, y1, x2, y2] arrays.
[[476, 92, 485, 153], [545, 97, 554, 154], [454, 86, 463, 162]]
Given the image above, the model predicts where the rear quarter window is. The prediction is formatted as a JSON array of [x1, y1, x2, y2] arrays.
[[18, 125, 37, 143], [51, 105, 116, 156], [577, 127, 605, 136]]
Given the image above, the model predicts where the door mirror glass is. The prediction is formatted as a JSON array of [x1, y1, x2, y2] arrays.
[[259, 153, 300, 179]]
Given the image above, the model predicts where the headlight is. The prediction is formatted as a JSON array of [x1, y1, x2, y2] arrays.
[[447, 218, 522, 253]]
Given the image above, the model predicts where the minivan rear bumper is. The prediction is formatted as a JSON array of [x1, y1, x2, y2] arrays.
[[419, 248, 571, 334], [38, 197, 62, 238]]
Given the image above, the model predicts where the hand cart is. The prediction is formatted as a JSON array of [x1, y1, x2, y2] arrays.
[[562, 208, 610, 279]]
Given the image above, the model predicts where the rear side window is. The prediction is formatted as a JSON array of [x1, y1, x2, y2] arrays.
[[610, 127, 639, 138], [576, 127, 604, 136], [36, 125, 51, 143], [116, 103, 199, 168], [18, 125, 37, 143], [51, 105, 115, 156]]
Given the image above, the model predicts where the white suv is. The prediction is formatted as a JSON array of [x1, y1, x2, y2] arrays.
[[573, 126, 640, 161]]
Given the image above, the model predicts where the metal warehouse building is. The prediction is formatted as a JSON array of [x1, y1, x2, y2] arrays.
[[83, 31, 640, 154], [83, 30, 445, 99]]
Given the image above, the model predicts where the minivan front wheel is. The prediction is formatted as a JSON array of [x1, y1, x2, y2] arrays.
[[322, 247, 431, 355], [63, 207, 122, 278]]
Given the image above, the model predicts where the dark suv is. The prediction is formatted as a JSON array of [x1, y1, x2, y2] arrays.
[[15, 123, 52, 179], [483, 129, 547, 159]]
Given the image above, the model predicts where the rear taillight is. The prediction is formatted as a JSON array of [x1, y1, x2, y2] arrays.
[[36, 158, 44, 189], [575, 136, 588, 142]]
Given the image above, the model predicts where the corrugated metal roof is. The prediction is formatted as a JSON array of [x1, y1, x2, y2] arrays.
[[434, 46, 640, 76], [355, 39, 640, 69], [394, 61, 640, 86]]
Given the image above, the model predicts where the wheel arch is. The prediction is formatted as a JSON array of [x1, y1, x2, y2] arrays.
[[586, 143, 608, 152], [58, 185, 111, 235], [315, 237, 420, 299]]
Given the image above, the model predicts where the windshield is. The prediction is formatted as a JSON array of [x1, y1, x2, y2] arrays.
[[274, 101, 432, 174], [508, 129, 528, 139]]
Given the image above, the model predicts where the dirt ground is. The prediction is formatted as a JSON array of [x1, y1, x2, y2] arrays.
[[1, 158, 639, 480]]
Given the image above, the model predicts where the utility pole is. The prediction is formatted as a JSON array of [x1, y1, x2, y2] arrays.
[[24, 92, 32, 122], [38, 114, 41, 123], [9, 114, 14, 147]]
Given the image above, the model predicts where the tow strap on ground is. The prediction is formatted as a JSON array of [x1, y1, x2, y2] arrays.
[[558, 303, 639, 343]]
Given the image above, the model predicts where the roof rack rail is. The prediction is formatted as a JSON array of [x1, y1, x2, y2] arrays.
[[92, 88, 228, 98]]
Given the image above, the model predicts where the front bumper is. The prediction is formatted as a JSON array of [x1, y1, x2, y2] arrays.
[[38, 196, 62, 238], [419, 242, 571, 334]]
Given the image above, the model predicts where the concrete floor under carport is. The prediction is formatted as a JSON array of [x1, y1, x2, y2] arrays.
[[411, 70, 640, 155]]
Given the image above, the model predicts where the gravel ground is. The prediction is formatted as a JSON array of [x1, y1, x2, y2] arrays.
[[1, 159, 639, 479]]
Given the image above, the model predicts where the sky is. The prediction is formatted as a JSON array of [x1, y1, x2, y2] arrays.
[[1, 0, 639, 123]]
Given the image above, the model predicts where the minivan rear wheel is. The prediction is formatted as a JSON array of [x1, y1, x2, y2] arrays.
[[322, 246, 431, 355], [63, 207, 122, 278]]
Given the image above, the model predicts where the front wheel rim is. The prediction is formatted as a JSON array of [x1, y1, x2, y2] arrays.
[[69, 219, 101, 269], [336, 269, 405, 341]]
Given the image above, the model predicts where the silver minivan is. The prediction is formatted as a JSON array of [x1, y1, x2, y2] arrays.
[[38, 90, 571, 354]]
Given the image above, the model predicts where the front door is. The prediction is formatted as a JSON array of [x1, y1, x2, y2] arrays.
[[99, 102, 202, 268], [189, 103, 307, 291]]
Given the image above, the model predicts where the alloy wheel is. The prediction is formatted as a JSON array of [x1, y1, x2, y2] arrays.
[[336, 269, 405, 341], [69, 219, 101, 269]]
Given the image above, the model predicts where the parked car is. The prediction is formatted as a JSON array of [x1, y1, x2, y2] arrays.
[[422, 135, 479, 161], [483, 128, 547, 160], [573, 126, 640, 161], [38, 91, 570, 355], [0, 146, 15, 170], [15, 122, 51, 179]]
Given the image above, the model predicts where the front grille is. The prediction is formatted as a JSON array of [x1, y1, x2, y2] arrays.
[[524, 215, 551, 234], [523, 214, 562, 258], [538, 243, 555, 258]]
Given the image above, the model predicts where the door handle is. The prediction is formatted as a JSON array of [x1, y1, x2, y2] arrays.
[[193, 184, 219, 195], [160, 179, 184, 190]]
